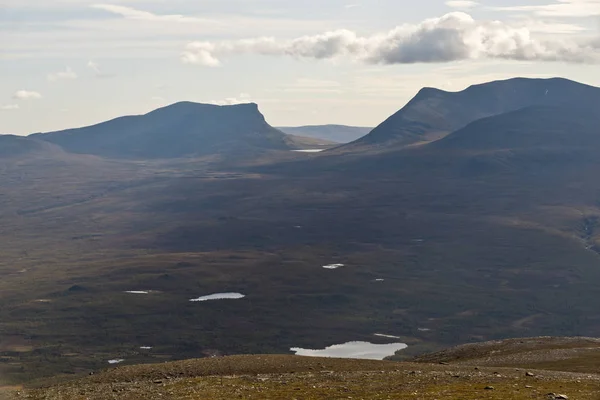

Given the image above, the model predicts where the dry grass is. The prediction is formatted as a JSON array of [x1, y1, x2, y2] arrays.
[[8, 354, 600, 399]]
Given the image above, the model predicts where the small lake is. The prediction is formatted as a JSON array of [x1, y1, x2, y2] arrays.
[[291, 341, 407, 360], [189, 293, 246, 302], [292, 149, 325, 153]]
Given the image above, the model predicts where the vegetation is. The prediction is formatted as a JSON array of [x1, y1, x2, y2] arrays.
[[3, 77, 600, 388]]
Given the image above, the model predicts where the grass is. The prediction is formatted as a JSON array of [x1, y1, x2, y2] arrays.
[[4, 141, 600, 386], [9, 354, 600, 399]]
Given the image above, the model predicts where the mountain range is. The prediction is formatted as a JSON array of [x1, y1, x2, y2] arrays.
[[278, 125, 372, 143], [3, 76, 600, 388], [347, 77, 600, 149]]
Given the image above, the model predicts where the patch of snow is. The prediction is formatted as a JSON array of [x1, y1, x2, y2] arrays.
[[190, 293, 246, 302], [292, 149, 325, 153], [374, 333, 401, 339], [291, 341, 407, 360], [125, 291, 150, 294], [374, 279, 385, 282], [108, 359, 125, 364], [140, 346, 153, 350], [323, 264, 344, 269], [418, 328, 432, 332]]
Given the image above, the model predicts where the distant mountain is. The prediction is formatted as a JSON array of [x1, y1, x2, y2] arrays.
[[0, 134, 62, 158], [32, 102, 295, 159], [348, 77, 600, 149], [278, 125, 372, 143]]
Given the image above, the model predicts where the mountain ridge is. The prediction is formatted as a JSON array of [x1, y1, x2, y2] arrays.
[[347, 77, 600, 149], [32, 102, 294, 159]]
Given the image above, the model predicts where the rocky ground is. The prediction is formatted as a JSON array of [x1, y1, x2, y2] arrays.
[[6, 339, 600, 400]]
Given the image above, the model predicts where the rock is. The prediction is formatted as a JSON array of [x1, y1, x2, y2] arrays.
[[555, 395, 569, 400], [526, 371, 535, 377], [484, 386, 495, 390]]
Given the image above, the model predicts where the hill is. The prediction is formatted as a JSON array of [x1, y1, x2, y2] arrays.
[[278, 125, 372, 143], [347, 77, 600, 149], [10, 338, 600, 399], [32, 102, 294, 159], [0, 134, 63, 158]]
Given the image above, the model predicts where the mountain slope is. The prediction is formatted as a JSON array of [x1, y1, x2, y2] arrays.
[[431, 106, 600, 151], [278, 125, 372, 143], [12, 345, 600, 400], [32, 102, 293, 159], [0, 134, 63, 158], [348, 77, 600, 149]]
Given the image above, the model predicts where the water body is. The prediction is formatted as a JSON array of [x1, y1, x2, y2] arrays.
[[189, 293, 246, 302], [374, 333, 401, 339], [323, 264, 344, 269], [291, 341, 407, 360], [292, 149, 325, 153]]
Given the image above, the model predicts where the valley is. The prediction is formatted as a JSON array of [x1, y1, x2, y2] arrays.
[[2, 77, 600, 391]]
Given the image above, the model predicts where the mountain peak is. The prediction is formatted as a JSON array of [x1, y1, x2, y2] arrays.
[[347, 77, 600, 149]]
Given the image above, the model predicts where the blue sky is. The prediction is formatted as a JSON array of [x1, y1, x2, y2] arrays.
[[1, 0, 599, 134]]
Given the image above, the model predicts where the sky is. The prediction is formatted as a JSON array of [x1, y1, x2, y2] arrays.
[[1, 0, 599, 134]]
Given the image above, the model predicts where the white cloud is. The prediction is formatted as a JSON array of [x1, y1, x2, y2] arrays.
[[495, 0, 600, 17], [208, 93, 252, 106], [182, 12, 599, 67], [87, 60, 115, 78], [90, 4, 214, 23], [87, 60, 101, 74], [13, 90, 42, 100], [0, 104, 19, 110], [446, 1, 479, 9], [48, 66, 78, 82]]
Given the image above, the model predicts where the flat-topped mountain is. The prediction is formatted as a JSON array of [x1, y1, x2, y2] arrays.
[[32, 102, 294, 159], [348, 77, 600, 149]]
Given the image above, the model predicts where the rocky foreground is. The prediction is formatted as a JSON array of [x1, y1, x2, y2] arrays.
[[6, 337, 600, 399]]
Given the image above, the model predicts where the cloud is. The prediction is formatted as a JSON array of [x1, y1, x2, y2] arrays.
[[182, 12, 599, 67], [0, 104, 19, 110], [495, 0, 600, 17], [87, 60, 116, 78], [446, 1, 479, 9], [90, 4, 214, 23], [208, 93, 252, 106], [48, 66, 77, 82], [13, 90, 42, 100]]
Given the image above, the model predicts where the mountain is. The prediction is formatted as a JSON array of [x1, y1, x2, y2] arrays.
[[432, 106, 600, 151], [32, 102, 294, 159], [278, 125, 372, 143], [348, 77, 600, 149], [7, 77, 600, 387], [0, 134, 63, 158]]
